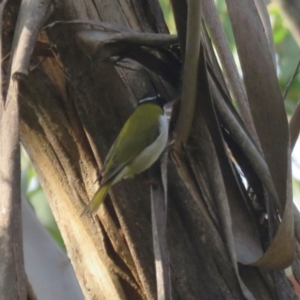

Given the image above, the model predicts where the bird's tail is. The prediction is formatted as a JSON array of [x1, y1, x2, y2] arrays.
[[81, 181, 112, 216]]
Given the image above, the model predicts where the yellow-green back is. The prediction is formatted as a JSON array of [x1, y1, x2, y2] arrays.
[[101, 103, 163, 183]]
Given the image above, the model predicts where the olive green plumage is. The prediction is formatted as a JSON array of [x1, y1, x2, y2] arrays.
[[82, 93, 168, 215]]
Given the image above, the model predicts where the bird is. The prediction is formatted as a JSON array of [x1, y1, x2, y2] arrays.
[[82, 91, 169, 215]]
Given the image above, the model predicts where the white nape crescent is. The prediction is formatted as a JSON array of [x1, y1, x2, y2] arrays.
[[139, 96, 157, 104]]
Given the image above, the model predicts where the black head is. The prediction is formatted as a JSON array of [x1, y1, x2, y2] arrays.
[[138, 91, 166, 109]]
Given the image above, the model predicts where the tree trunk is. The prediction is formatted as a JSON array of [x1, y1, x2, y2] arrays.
[[2, 0, 298, 299]]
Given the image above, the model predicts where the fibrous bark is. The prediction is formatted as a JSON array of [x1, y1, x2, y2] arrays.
[[1, 0, 298, 299]]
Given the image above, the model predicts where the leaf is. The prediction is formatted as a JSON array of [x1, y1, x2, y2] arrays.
[[203, 0, 257, 139], [9, 0, 53, 76], [226, 0, 294, 269], [1, 0, 53, 298], [195, 47, 255, 299], [150, 157, 171, 300], [226, 0, 288, 213]]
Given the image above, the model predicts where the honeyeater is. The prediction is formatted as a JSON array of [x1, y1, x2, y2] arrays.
[[82, 91, 168, 215]]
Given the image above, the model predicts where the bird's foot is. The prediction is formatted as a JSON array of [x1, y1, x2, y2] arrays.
[[162, 139, 175, 155]]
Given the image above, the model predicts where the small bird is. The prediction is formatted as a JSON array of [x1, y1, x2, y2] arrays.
[[82, 91, 169, 215]]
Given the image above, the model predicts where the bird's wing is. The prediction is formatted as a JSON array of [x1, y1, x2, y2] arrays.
[[101, 103, 163, 184]]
